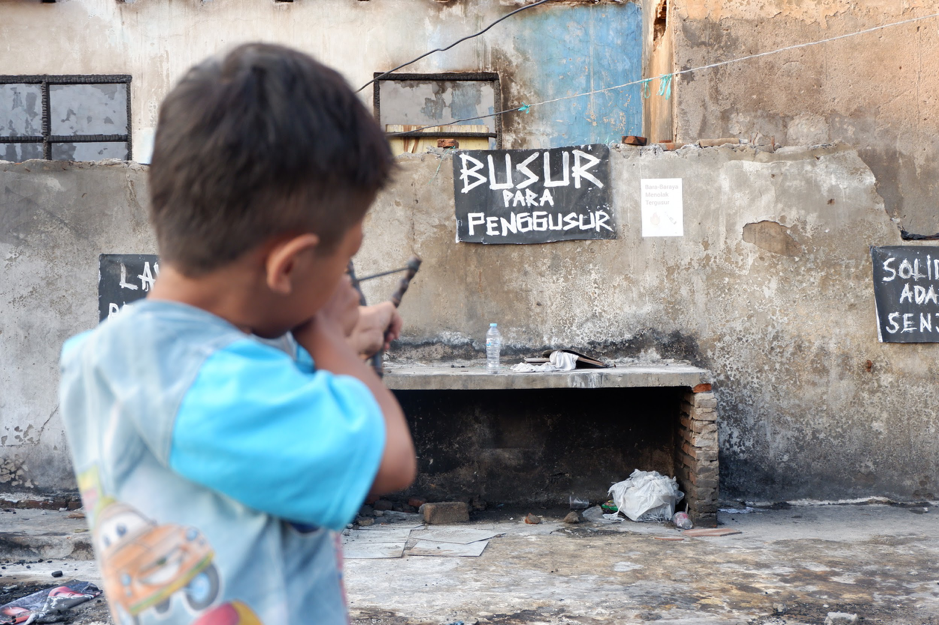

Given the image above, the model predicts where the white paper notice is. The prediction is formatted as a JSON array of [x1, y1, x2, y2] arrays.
[[641, 179, 683, 237]]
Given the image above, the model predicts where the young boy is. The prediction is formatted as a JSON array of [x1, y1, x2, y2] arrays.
[[58, 43, 415, 625]]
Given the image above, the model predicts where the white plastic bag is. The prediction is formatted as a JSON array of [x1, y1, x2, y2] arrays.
[[511, 351, 578, 373], [608, 470, 684, 522]]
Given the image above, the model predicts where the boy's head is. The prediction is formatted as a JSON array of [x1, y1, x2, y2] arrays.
[[148, 43, 393, 277]]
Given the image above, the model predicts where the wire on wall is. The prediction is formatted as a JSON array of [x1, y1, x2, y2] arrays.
[[357, 0, 555, 93], [385, 10, 939, 138]]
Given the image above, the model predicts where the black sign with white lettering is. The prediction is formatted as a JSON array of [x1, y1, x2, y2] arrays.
[[452, 144, 615, 244], [98, 254, 160, 322], [870, 246, 939, 343]]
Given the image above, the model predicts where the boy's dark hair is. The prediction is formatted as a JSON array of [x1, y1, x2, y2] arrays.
[[149, 43, 393, 274]]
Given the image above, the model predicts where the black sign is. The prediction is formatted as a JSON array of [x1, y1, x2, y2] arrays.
[[452, 144, 615, 244], [870, 246, 939, 343], [98, 254, 159, 322]]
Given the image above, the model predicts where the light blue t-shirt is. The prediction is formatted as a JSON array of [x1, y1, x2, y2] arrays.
[[59, 300, 386, 625]]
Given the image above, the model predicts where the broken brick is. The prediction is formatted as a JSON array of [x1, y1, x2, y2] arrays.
[[683, 528, 741, 537], [420, 502, 469, 525]]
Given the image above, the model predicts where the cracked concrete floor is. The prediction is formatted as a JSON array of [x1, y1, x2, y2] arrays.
[[2, 504, 938, 624], [344, 504, 939, 625]]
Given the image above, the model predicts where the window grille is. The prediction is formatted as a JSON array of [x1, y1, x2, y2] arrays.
[[0, 75, 131, 162]]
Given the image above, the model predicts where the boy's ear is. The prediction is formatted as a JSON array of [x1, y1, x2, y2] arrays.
[[265, 234, 320, 295]]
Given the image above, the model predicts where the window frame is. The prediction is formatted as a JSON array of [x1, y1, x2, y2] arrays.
[[0, 74, 132, 161], [372, 72, 502, 149]]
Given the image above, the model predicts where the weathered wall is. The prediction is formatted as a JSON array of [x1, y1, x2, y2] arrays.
[[642, 0, 676, 142], [0, 148, 939, 499], [670, 0, 939, 237], [3, 0, 937, 503], [0, 160, 154, 493], [0, 0, 643, 155], [2, 147, 937, 502], [355, 145, 938, 503]]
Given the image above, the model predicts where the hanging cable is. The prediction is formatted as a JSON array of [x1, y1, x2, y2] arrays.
[[385, 11, 939, 138], [357, 0, 555, 93]]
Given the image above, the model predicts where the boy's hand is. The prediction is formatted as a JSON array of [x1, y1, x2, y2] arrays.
[[349, 302, 403, 357], [290, 278, 416, 497], [318, 275, 360, 338]]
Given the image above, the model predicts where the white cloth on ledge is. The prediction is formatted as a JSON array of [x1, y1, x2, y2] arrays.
[[510, 350, 578, 373]]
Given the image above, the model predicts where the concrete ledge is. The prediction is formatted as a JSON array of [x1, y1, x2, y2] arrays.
[[383, 362, 712, 391]]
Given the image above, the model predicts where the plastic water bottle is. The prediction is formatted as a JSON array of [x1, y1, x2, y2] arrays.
[[486, 323, 502, 373]]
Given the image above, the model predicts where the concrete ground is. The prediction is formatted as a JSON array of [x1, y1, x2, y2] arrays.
[[2, 503, 938, 625]]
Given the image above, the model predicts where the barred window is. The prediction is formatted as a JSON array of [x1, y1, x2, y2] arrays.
[[0, 75, 131, 162]]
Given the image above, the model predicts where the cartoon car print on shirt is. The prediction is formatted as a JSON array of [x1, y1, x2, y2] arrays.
[[192, 601, 263, 625], [93, 501, 220, 625]]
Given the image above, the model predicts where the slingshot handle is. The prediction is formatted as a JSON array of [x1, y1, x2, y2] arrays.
[[371, 256, 422, 378]]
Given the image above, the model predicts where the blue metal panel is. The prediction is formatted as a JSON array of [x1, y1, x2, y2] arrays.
[[513, 3, 643, 148]]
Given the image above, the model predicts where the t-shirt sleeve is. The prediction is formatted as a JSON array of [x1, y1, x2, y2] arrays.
[[168, 338, 386, 531]]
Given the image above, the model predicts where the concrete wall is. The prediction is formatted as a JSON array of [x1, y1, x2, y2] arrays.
[[669, 0, 939, 238], [0, 0, 643, 155], [2, 0, 938, 502], [356, 145, 938, 503], [2, 145, 937, 501], [0, 160, 154, 494]]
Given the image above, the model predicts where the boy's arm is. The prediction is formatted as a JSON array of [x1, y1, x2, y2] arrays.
[[293, 281, 416, 495]]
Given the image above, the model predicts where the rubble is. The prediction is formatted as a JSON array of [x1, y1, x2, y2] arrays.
[[3, 505, 938, 624]]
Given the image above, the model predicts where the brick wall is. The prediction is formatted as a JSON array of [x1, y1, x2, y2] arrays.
[[677, 389, 719, 526]]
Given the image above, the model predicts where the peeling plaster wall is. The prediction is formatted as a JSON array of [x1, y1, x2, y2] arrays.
[[0, 0, 642, 154], [2, 147, 937, 500], [355, 145, 938, 503], [670, 0, 939, 237], [499, 2, 643, 147], [642, 0, 676, 142], [0, 160, 154, 494], [2, 0, 938, 500]]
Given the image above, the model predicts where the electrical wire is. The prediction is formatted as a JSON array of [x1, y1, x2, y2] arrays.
[[357, 0, 555, 93], [385, 10, 939, 138], [531, 10, 939, 109]]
